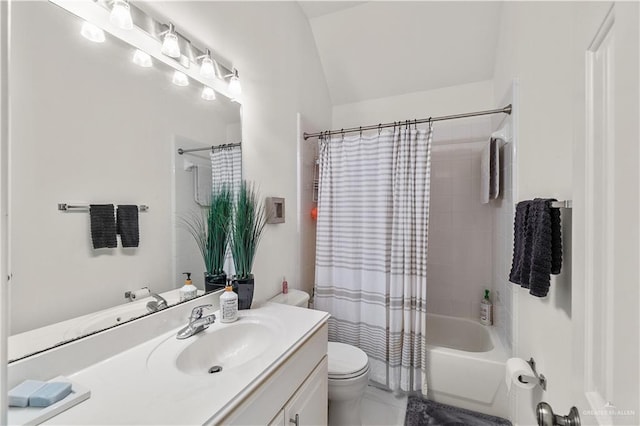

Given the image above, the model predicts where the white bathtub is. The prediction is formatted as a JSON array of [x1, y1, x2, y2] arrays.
[[426, 313, 509, 418]]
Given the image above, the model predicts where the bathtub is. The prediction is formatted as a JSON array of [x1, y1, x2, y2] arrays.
[[425, 313, 509, 418]]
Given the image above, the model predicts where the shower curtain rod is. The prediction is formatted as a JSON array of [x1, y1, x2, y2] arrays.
[[177, 142, 241, 155], [303, 104, 512, 140]]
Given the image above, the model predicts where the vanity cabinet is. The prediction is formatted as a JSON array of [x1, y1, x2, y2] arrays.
[[216, 323, 328, 425], [269, 357, 328, 426]]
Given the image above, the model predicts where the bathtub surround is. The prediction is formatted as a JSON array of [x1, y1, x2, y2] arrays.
[[315, 126, 432, 394]]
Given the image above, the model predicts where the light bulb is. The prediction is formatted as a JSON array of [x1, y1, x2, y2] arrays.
[[132, 49, 152, 67], [228, 74, 242, 96], [200, 56, 216, 79], [110, 0, 133, 30], [201, 87, 216, 101], [161, 24, 180, 58], [172, 71, 189, 87], [80, 21, 105, 43]]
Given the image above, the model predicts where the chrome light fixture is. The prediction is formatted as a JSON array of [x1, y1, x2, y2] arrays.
[[110, 0, 133, 30], [161, 23, 181, 58], [201, 86, 216, 101], [198, 49, 216, 79], [172, 70, 189, 86], [132, 49, 152, 67], [228, 68, 242, 96], [80, 21, 105, 43]]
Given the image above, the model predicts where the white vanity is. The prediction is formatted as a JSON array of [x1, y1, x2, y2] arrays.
[[8, 296, 329, 425]]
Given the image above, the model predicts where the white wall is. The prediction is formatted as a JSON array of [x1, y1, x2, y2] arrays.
[[493, 3, 579, 424], [131, 2, 333, 303]]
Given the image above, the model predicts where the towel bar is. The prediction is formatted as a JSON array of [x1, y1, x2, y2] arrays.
[[58, 203, 149, 212], [550, 200, 572, 209], [515, 200, 572, 209]]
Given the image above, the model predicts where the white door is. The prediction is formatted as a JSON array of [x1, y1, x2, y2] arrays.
[[572, 2, 639, 425]]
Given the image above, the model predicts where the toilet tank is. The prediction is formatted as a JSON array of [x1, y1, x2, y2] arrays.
[[269, 289, 310, 308]]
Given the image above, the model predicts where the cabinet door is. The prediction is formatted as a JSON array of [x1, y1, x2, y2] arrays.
[[268, 408, 285, 426], [285, 357, 328, 426]]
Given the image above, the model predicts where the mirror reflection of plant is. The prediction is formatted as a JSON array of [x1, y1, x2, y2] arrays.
[[230, 181, 269, 279], [183, 185, 233, 275]]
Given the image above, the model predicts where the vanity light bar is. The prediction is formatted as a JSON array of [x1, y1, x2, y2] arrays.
[[50, 0, 241, 101], [58, 203, 149, 212]]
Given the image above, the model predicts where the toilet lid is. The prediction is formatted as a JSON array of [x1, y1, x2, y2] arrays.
[[327, 342, 369, 379]]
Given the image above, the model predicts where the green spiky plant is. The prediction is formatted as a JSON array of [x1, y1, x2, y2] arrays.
[[230, 181, 269, 279], [183, 185, 233, 276]]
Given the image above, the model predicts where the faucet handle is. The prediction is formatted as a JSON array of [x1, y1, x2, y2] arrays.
[[190, 304, 213, 321]]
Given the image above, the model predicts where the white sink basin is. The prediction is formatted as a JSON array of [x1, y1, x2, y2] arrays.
[[146, 314, 281, 377]]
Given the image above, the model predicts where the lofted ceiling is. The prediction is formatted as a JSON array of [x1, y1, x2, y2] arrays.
[[299, 1, 503, 105]]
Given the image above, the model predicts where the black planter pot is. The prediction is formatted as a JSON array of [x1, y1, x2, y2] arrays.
[[232, 275, 254, 310], [204, 272, 227, 293]]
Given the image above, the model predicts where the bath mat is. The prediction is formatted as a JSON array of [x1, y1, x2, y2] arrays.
[[404, 396, 512, 426]]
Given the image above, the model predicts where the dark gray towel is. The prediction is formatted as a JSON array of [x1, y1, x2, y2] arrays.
[[509, 201, 533, 288], [116, 205, 139, 248], [509, 199, 562, 297], [89, 204, 117, 249]]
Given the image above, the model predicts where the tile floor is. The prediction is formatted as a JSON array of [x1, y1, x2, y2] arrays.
[[360, 385, 407, 426]]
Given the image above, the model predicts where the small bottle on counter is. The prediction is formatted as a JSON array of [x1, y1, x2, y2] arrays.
[[220, 282, 238, 323], [480, 289, 493, 326], [282, 276, 288, 294], [180, 272, 197, 302]]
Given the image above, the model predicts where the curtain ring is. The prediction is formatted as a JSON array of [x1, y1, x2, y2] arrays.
[[414, 119, 418, 131], [378, 124, 382, 135], [359, 126, 362, 137]]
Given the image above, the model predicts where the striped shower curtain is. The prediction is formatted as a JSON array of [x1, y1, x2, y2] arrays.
[[314, 125, 432, 395], [210, 144, 242, 275], [211, 144, 242, 194]]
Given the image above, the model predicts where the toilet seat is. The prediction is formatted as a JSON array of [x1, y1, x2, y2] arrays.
[[328, 342, 369, 380]]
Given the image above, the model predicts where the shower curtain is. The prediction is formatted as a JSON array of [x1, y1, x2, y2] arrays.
[[210, 144, 242, 275], [210, 144, 242, 194], [314, 125, 433, 395]]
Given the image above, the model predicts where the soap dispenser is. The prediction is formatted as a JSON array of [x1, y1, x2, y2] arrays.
[[180, 272, 197, 302], [220, 280, 238, 323], [480, 289, 493, 326]]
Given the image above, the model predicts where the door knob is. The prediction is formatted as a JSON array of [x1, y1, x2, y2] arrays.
[[537, 402, 581, 426]]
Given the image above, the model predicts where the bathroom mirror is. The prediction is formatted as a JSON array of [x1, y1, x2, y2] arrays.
[[8, 1, 242, 361]]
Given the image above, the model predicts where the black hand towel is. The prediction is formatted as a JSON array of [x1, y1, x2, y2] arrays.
[[116, 205, 139, 248], [89, 204, 117, 249], [509, 201, 533, 287], [550, 204, 562, 274]]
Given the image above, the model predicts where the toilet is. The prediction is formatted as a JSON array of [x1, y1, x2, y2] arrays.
[[270, 289, 370, 426]]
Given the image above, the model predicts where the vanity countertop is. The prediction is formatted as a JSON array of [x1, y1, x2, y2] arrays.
[[42, 302, 329, 425]]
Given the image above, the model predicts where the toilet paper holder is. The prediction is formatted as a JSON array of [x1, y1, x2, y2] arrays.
[[519, 358, 547, 391]]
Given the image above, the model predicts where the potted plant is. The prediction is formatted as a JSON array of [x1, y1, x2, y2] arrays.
[[183, 185, 233, 293], [230, 181, 269, 309]]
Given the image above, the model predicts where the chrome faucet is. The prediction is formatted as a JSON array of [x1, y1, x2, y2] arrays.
[[146, 293, 168, 313], [176, 304, 216, 340]]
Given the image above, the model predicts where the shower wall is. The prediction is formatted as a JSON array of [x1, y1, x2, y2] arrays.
[[428, 121, 494, 320]]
